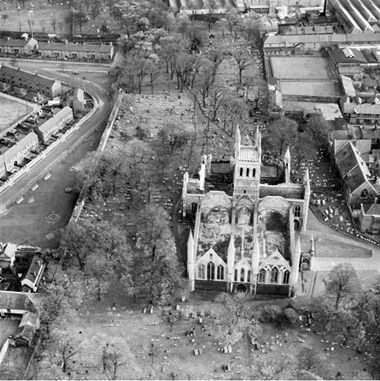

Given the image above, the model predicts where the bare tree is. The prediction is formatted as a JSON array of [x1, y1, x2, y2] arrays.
[[326, 263, 360, 310], [102, 343, 124, 380], [232, 50, 252, 85], [51, 18, 57, 33], [158, 123, 191, 154], [148, 342, 159, 366], [59, 340, 81, 373]]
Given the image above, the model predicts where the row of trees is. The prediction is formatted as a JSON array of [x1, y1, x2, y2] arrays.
[[261, 114, 330, 167], [57, 203, 186, 305]]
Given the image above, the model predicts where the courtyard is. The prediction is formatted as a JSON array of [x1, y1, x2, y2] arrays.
[[0, 93, 33, 131], [269, 56, 335, 80]]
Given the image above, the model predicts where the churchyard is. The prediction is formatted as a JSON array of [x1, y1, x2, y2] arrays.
[[33, 289, 372, 380]]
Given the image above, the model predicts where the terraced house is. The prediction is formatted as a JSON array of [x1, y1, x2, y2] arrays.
[[0, 64, 62, 97]]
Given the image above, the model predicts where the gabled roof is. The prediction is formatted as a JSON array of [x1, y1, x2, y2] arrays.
[[39, 106, 73, 134], [0, 64, 60, 89], [259, 249, 291, 271], [364, 203, 380, 215], [330, 48, 367, 65], [335, 141, 374, 192], [0, 39, 26, 48], [38, 42, 111, 53], [21, 255, 46, 291], [241, 135, 253, 146]]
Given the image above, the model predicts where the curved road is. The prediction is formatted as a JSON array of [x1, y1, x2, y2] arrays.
[[0, 59, 113, 247]]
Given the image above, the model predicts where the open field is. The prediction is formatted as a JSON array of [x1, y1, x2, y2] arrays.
[[270, 56, 335, 80], [0, 93, 32, 131], [280, 80, 339, 97], [0, 1, 115, 35]]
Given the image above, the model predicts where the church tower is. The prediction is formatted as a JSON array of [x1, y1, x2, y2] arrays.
[[233, 126, 261, 202]]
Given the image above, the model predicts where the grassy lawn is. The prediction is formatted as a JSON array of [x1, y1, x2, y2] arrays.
[[0, 93, 33, 131]]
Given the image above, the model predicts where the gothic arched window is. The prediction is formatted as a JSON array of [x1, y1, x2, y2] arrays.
[[240, 268, 245, 282], [258, 269, 266, 283], [294, 205, 301, 217], [198, 264, 205, 279], [234, 269, 238, 282], [247, 270, 251, 283], [217, 265, 224, 280], [270, 267, 279, 283], [240, 167, 243, 177], [283, 270, 290, 284], [207, 262, 215, 280]]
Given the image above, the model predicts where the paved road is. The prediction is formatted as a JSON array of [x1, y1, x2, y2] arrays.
[[305, 209, 380, 272], [0, 59, 112, 211]]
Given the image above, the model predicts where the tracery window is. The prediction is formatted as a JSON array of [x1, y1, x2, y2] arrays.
[[294, 205, 301, 217], [258, 269, 266, 283], [270, 267, 279, 283], [217, 265, 224, 280], [240, 268, 245, 282], [283, 270, 290, 284]]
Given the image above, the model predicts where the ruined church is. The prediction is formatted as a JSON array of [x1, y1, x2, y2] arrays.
[[182, 127, 310, 296]]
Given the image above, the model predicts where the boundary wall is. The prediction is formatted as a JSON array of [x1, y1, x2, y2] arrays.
[[70, 91, 124, 224]]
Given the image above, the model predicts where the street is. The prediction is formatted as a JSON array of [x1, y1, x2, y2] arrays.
[[0, 59, 112, 247]]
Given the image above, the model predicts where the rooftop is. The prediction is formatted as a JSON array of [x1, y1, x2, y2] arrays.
[[0, 64, 60, 89]]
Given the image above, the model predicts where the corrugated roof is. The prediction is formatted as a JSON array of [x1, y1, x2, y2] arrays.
[[330, 48, 367, 65]]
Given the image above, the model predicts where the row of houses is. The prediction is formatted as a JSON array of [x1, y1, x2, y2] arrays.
[[0, 105, 73, 177], [0, 64, 62, 98], [0, 38, 113, 62], [264, 33, 380, 55]]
